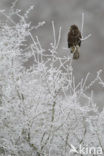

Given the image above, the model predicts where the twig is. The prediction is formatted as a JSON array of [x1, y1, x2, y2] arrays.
[[81, 12, 92, 41]]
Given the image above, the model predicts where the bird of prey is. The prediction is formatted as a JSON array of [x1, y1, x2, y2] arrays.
[[67, 25, 82, 59]]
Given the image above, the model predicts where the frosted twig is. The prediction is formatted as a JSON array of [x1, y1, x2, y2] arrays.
[[36, 36, 44, 62], [0, 10, 16, 25], [30, 21, 46, 30], [81, 34, 92, 41], [24, 6, 34, 18], [11, 0, 18, 10], [52, 21, 56, 48], [82, 72, 90, 90], [81, 12, 92, 41], [81, 12, 84, 35], [96, 69, 104, 87], [56, 26, 62, 49]]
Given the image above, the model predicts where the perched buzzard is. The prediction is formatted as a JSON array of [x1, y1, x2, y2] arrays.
[[67, 25, 82, 59]]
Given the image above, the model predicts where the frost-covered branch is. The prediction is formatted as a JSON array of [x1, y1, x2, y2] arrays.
[[81, 12, 92, 41]]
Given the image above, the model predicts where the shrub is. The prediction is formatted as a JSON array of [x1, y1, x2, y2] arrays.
[[0, 6, 104, 156]]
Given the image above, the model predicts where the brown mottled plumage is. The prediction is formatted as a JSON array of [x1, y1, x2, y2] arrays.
[[67, 25, 82, 59]]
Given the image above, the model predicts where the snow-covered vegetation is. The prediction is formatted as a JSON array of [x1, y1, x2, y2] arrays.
[[0, 4, 104, 156]]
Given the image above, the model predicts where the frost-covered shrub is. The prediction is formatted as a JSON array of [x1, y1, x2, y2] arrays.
[[0, 6, 104, 156]]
